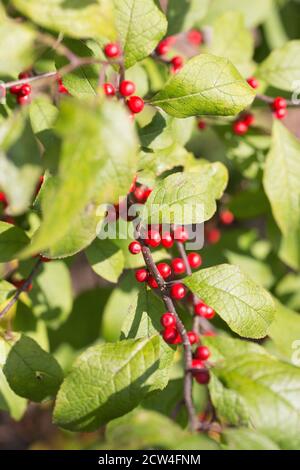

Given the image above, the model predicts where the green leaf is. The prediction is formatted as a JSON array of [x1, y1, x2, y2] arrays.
[[20, 98, 138, 258], [205, 336, 300, 450], [0, 6, 36, 75], [275, 273, 300, 311], [0, 222, 30, 262], [115, 0, 167, 69], [202, 0, 273, 27], [222, 428, 280, 450], [141, 163, 228, 225], [0, 280, 16, 305], [0, 115, 43, 216], [269, 299, 300, 362], [30, 261, 73, 330], [207, 12, 254, 76], [3, 335, 63, 402], [263, 121, 300, 269], [225, 251, 275, 289], [54, 335, 170, 431], [258, 40, 300, 91], [167, 0, 209, 36], [150, 54, 255, 118], [104, 409, 219, 450], [184, 264, 275, 338], [86, 238, 125, 284], [29, 96, 58, 135], [11, 0, 116, 40]]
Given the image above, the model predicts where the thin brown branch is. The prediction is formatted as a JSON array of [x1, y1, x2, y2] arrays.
[[256, 93, 300, 107], [0, 259, 42, 320]]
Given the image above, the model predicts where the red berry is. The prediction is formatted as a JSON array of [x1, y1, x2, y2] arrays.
[[233, 120, 248, 136], [129, 240, 141, 255], [274, 108, 287, 120], [247, 77, 259, 89], [127, 96, 144, 114], [103, 83, 116, 96], [174, 226, 189, 243], [10, 85, 22, 95], [19, 83, 31, 96], [242, 113, 255, 127], [163, 327, 180, 344], [161, 232, 174, 249], [187, 29, 203, 46], [129, 175, 137, 193], [194, 369, 210, 385], [197, 119, 206, 130], [0, 192, 8, 208], [160, 313, 176, 328], [104, 43, 121, 58], [203, 306, 215, 320], [171, 258, 186, 275], [195, 346, 210, 361], [204, 330, 216, 337], [220, 209, 234, 225], [206, 228, 221, 244], [187, 331, 199, 345], [145, 229, 161, 248], [147, 275, 158, 289], [135, 268, 148, 283], [157, 262, 172, 279], [12, 279, 32, 292], [17, 94, 31, 106], [194, 301, 207, 316], [192, 358, 204, 370], [171, 56, 184, 73], [119, 80, 136, 97], [134, 185, 148, 203], [187, 252, 202, 269], [170, 283, 187, 300], [273, 97, 287, 111], [155, 37, 175, 56], [18, 72, 31, 80]]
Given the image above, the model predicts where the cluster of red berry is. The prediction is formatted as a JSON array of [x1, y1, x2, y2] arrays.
[[232, 112, 255, 136], [9, 72, 32, 105], [271, 96, 287, 120], [103, 43, 144, 114]]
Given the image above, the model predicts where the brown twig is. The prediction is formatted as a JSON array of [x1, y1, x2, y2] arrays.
[[0, 259, 42, 320], [256, 93, 300, 107]]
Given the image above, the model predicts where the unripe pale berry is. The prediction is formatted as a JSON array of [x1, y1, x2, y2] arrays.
[[135, 268, 148, 283], [128, 241, 141, 255], [147, 275, 158, 289], [104, 43, 121, 58], [157, 262, 172, 279], [160, 313, 176, 328], [127, 96, 144, 114], [247, 77, 259, 89], [171, 258, 186, 275], [174, 226, 189, 243], [161, 232, 174, 249], [233, 120, 248, 136], [187, 331, 199, 345], [220, 209, 234, 225], [170, 283, 187, 300], [187, 252, 202, 269], [195, 346, 210, 361], [146, 229, 161, 248], [103, 83, 116, 96], [119, 80, 136, 97]]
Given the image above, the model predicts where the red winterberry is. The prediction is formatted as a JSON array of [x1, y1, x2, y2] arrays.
[[147, 275, 158, 289], [17, 94, 31, 106], [19, 83, 31, 97], [160, 313, 176, 328], [103, 83, 116, 96], [135, 268, 148, 283], [163, 327, 180, 344], [0, 192, 8, 208], [272, 97, 287, 111], [18, 72, 31, 80], [171, 56, 184, 73], [195, 346, 210, 361], [187, 331, 199, 345], [194, 301, 208, 316], [187, 29, 203, 46], [127, 96, 144, 114], [243, 113, 255, 127], [129, 240, 141, 255], [119, 80, 136, 97], [155, 37, 175, 56], [157, 262, 172, 279], [233, 120, 248, 136], [174, 226, 189, 243], [220, 209, 234, 225], [129, 175, 137, 193], [197, 119, 206, 130], [10, 85, 22, 95], [247, 77, 259, 89], [171, 258, 186, 275], [187, 252, 202, 269], [170, 283, 187, 300], [274, 108, 287, 120], [104, 43, 121, 58], [161, 232, 174, 249], [204, 306, 215, 319], [192, 358, 204, 370], [194, 369, 210, 385], [134, 185, 149, 203], [206, 228, 221, 244], [145, 229, 161, 248]]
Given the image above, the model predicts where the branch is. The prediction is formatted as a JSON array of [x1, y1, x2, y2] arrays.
[[137, 228, 198, 431], [0, 259, 42, 320], [256, 93, 300, 107]]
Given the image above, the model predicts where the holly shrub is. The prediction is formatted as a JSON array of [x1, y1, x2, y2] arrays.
[[0, 0, 300, 452]]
